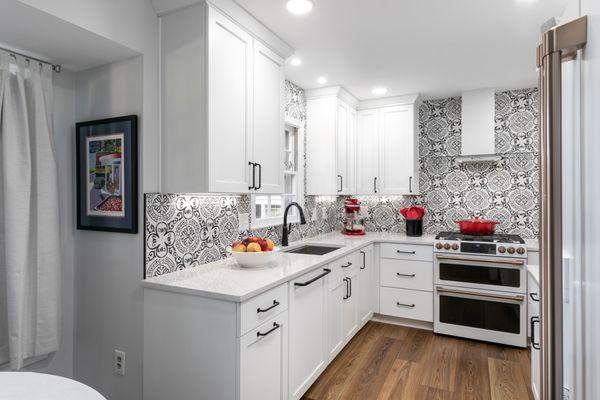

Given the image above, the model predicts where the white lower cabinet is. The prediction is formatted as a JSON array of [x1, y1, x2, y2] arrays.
[[288, 267, 330, 400], [327, 267, 345, 360], [342, 265, 359, 339], [379, 286, 433, 322], [528, 274, 541, 400], [240, 312, 288, 400], [358, 245, 375, 325]]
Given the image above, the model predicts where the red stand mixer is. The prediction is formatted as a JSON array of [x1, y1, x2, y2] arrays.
[[342, 198, 366, 236]]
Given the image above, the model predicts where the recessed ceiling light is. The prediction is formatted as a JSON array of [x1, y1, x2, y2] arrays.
[[290, 57, 302, 66], [317, 76, 327, 85], [286, 0, 314, 15], [372, 87, 388, 95]]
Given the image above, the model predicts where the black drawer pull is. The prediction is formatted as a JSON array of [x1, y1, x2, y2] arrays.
[[342, 262, 353, 268], [257, 322, 280, 338], [257, 300, 280, 313], [294, 268, 331, 287], [530, 316, 540, 350], [529, 292, 540, 302], [343, 278, 349, 300], [396, 302, 415, 308], [396, 250, 416, 255], [360, 251, 366, 269], [396, 273, 416, 278]]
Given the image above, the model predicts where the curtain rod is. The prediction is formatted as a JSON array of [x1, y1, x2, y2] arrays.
[[0, 45, 61, 73]]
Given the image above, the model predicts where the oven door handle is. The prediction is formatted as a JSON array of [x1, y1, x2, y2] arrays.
[[435, 254, 525, 266], [435, 286, 525, 303]]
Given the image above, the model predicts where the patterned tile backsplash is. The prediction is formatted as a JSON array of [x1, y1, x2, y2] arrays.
[[144, 84, 539, 278]]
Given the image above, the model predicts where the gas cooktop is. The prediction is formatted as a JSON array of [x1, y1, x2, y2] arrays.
[[435, 231, 525, 244]]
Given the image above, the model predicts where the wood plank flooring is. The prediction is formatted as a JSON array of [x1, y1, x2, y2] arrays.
[[302, 321, 533, 400]]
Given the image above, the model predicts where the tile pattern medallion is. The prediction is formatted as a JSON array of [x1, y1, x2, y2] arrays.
[[144, 86, 540, 278]]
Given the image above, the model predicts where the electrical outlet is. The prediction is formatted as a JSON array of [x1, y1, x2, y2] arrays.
[[113, 349, 125, 376], [239, 213, 250, 231]]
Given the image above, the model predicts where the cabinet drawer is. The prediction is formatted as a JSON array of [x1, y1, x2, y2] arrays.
[[240, 283, 288, 336], [380, 259, 433, 291], [379, 287, 433, 322], [380, 243, 433, 262]]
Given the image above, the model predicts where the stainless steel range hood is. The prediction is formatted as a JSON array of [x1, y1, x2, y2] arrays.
[[456, 88, 501, 164]]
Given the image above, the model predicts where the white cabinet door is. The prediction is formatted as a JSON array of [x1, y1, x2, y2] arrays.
[[528, 275, 541, 400], [327, 270, 345, 360], [342, 266, 359, 340], [239, 312, 288, 400], [378, 105, 416, 195], [208, 7, 253, 192], [346, 106, 357, 194], [252, 40, 284, 194], [336, 101, 349, 194], [356, 109, 380, 194], [289, 268, 329, 400], [358, 246, 375, 326]]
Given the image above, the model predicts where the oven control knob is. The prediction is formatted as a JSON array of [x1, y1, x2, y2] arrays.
[[507, 247, 516, 254], [516, 247, 525, 255], [435, 243, 443, 250], [498, 246, 506, 253], [451, 243, 459, 251], [444, 243, 451, 250]]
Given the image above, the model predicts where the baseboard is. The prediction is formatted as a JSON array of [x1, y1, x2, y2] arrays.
[[371, 313, 434, 331]]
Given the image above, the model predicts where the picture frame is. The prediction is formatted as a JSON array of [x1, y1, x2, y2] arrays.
[[76, 115, 138, 233]]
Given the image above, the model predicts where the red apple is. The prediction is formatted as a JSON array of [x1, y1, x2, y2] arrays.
[[258, 239, 269, 252]]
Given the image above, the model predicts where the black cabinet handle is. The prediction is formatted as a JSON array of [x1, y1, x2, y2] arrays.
[[409, 176, 413, 193], [396, 302, 415, 308], [337, 175, 343, 192], [248, 162, 256, 190], [396, 273, 416, 278], [256, 163, 262, 190], [374, 177, 378, 193], [342, 262, 352, 268], [530, 316, 540, 350], [257, 322, 280, 338], [530, 292, 540, 302], [257, 300, 280, 313], [294, 268, 331, 287], [348, 277, 352, 298], [396, 250, 416, 255], [360, 251, 366, 269], [343, 278, 349, 300]]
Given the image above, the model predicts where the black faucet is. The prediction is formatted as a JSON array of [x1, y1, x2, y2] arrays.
[[282, 202, 306, 247]]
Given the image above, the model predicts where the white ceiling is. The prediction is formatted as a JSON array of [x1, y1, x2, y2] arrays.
[[235, 0, 568, 99]]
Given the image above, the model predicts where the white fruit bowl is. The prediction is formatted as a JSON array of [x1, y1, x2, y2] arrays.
[[230, 247, 280, 268]]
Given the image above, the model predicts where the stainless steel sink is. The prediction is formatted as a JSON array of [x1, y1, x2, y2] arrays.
[[283, 244, 342, 256]]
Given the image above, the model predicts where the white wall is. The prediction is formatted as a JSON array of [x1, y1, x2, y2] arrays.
[[73, 56, 144, 400]]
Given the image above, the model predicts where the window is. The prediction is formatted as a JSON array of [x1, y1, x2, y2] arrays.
[[252, 121, 304, 227]]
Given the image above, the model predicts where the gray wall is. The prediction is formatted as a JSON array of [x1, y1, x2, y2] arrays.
[[74, 56, 144, 400]]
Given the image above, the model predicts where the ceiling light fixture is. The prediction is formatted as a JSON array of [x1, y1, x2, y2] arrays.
[[317, 76, 327, 85], [290, 57, 302, 66], [286, 0, 314, 15], [372, 87, 388, 95]]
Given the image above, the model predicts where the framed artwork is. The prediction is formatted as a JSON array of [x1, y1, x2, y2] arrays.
[[76, 115, 138, 233]]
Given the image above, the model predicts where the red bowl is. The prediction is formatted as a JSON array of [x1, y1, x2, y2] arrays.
[[455, 218, 500, 235]]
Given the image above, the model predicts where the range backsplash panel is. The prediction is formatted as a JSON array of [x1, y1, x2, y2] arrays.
[[144, 85, 539, 278]]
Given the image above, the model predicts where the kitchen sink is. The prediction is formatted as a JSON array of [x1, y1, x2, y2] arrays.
[[283, 244, 342, 256]]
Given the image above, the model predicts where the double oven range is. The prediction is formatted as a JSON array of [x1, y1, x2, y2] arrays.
[[433, 231, 528, 347]]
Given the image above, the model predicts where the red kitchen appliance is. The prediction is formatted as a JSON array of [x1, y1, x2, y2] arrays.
[[342, 198, 366, 236], [455, 218, 500, 236]]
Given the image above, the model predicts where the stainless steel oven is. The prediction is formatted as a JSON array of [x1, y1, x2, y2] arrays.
[[433, 251, 528, 347]]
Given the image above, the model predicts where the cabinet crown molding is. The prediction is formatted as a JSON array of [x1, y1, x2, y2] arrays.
[[154, 0, 294, 58], [358, 93, 422, 110], [305, 86, 359, 108]]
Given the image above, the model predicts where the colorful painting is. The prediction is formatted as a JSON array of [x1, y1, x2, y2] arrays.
[[76, 116, 138, 233]]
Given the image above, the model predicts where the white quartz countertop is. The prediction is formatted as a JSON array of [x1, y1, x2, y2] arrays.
[[142, 232, 436, 302]]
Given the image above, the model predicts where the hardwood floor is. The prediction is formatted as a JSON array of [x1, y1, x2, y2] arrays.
[[302, 321, 533, 400]]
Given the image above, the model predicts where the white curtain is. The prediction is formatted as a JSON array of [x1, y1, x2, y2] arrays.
[[0, 51, 61, 370]]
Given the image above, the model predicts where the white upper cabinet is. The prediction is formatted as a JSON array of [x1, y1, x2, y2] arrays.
[[356, 109, 380, 194], [252, 41, 285, 193], [306, 87, 358, 195], [356, 94, 421, 195], [160, 1, 291, 194], [208, 8, 254, 193]]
